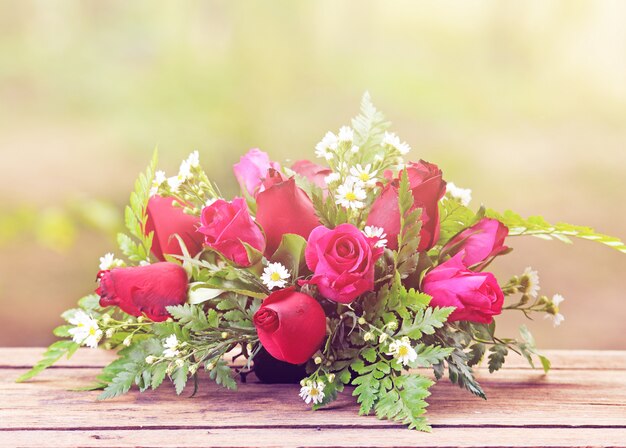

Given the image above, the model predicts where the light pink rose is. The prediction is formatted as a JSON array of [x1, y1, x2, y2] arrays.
[[233, 148, 280, 197], [302, 224, 383, 304], [291, 160, 332, 191]]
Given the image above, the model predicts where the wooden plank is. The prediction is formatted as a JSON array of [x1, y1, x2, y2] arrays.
[[2, 367, 625, 429], [2, 428, 626, 448]]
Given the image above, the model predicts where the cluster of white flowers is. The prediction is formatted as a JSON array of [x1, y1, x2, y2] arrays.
[[382, 132, 411, 155], [261, 262, 290, 290], [445, 182, 472, 207], [314, 126, 359, 162], [150, 151, 200, 194], [68, 311, 102, 348], [299, 380, 325, 405], [98, 253, 125, 271], [387, 337, 418, 366], [523, 267, 540, 298], [363, 225, 388, 248], [162, 334, 180, 358], [545, 294, 565, 327], [335, 178, 367, 210]]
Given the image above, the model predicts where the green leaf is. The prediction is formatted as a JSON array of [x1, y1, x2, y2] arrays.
[[397, 306, 454, 340], [486, 209, 626, 253], [374, 374, 434, 431], [98, 363, 138, 400], [270, 233, 307, 279], [437, 201, 482, 246], [166, 304, 210, 332], [443, 348, 486, 400], [413, 344, 454, 368], [151, 362, 168, 390], [361, 347, 377, 363], [351, 91, 390, 153], [488, 344, 508, 373], [210, 359, 237, 390], [16, 340, 80, 382], [396, 170, 421, 278], [351, 370, 380, 415], [172, 364, 189, 395]]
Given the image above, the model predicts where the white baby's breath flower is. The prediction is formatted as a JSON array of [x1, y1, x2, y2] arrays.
[[350, 145, 360, 154], [338, 126, 354, 143], [261, 262, 290, 290], [349, 164, 378, 188], [162, 334, 180, 358], [150, 170, 168, 196], [387, 337, 417, 366], [523, 267, 540, 298], [324, 172, 341, 185], [315, 132, 338, 160], [335, 178, 367, 210], [363, 225, 388, 248], [545, 294, 565, 327], [445, 182, 472, 207], [99, 253, 124, 271], [382, 132, 411, 155], [68, 311, 102, 349], [167, 176, 183, 192], [299, 381, 325, 405]]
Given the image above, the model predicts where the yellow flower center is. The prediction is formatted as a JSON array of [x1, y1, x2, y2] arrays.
[[270, 272, 282, 281], [359, 172, 370, 181], [89, 327, 96, 336], [309, 388, 320, 396], [345, 192, 357, 201], [398, 345, 409, 357]]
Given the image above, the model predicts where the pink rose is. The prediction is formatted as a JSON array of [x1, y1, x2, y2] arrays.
[[198, 198, 265, 266], [442, 218, 509, 268], [233, 148, 280, 197], [421, 254, 504, 324], [302, 224, 383, 304], [366, 160, 446, 252], [256, 177, 321, 257], [291, 160, 332, 191]]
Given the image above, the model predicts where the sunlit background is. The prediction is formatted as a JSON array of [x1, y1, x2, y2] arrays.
[[1, 1, 625, 349]]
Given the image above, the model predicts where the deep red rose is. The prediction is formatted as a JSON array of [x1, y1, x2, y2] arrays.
[[291, 160, 332, 191], [366, 160, 446, 252], [198, 198, 265, 266], [145, 196, 204, 262], [421, 254, 504, 324], [256, 177, 321, 257], [97, 262, 188, 322], [442, 218, 509, 268], [302, 224, 383, 304], [253, 289, 326, 365]]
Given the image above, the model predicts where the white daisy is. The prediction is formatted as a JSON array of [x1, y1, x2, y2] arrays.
[[445, 182, 472, 207], [315, 132, 338, 160], [324, 172, 341, 185], [261, 262, 290, 290], [523, 267, 540, 298], [162, 334, 180, 358], [387, 337, 417, 366], [338, 126, 354, 143], [363, 225, 388, 248], [150, 170, 168, 196], [335, 179, 367, 210], [299, 381, 325, 405], [349, 164, 378, 188], [382, 132, 411, 155], [350, 145, 360, 154], [545, 312, 565, 327], [552, 293, 565, 308], [544, 293, 565, 327], [99, 253, 124, 271], [68, 311, 102, 349]]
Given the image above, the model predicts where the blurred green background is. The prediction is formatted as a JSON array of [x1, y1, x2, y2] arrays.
[[0, 1, 624, 348]]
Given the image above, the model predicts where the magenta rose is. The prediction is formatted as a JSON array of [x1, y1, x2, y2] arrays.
[[256, 177, 321, 257], [366, 160, 446, 252], [421, 254, 504, 324], [302, 224, 383, 304], [233, 148, 280, 197], [442, 218, 509, 268], [197, 198, 265, 266]]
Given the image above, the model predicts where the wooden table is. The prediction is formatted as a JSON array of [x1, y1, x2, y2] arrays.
[[1, 348, 625, 447]]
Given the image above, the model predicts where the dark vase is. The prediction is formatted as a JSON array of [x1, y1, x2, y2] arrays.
[[253, 347, 307, 384]]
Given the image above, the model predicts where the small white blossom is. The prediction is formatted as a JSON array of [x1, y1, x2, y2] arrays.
[[261, 262, 290, 290], [335, 179, 367, 210], [523, 267, 540, 298], [338, 126, 354, 143], [387, 337, 417, 366], [162, 334, 180, 358], [324, 172, 341, 185], [167, 176, 183, 192], [99, 253, 124, 271], [545, 294, 565, 327], [68, 311, 102, 349], [552, 293, 565, 308], [445, 182, 472, 207], [315, 132, 338, 160], [382, 132, 411, 155], [363, 225, 388, 248], [299, 381, 325, 405], [349, 164, 378, 188], [150, 170, 168, 196], [350, 145, 360, 154]]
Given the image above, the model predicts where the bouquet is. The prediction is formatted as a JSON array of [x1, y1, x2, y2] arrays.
[[19, 94, 625, 431]]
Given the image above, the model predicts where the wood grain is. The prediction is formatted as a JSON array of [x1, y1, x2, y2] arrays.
[[1, 349, 625, 447]]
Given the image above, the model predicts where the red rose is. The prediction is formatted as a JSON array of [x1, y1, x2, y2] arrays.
[[302, 224, 383, 304], [366, 160, 446, 252], [442, 218, 509, 268], [97, 262, 188, 322], [253, 289, 326, 365], [145, 196, 204, 262], [291, 160, 332, 191], [421, 254, 504, 324], [256, 177, 321, 257], [198, 198, 265, 266]]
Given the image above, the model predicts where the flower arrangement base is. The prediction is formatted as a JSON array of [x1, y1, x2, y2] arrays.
[[253, 347, 307, 384]]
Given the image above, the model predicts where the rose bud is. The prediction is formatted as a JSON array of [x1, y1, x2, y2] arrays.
[[302, 224, 383, 304], [442, 218, 509, 268], [291, 160, 332, 191], [256, 177, 321, 257], [198, 198, 265, 266], [145, 195, 204, 262], [421, 254, 504, 324], [97, 262, 188, 322], [253, 289, 326, 365], [366, 160, 446, 252], [233, 148, 280, 197]]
